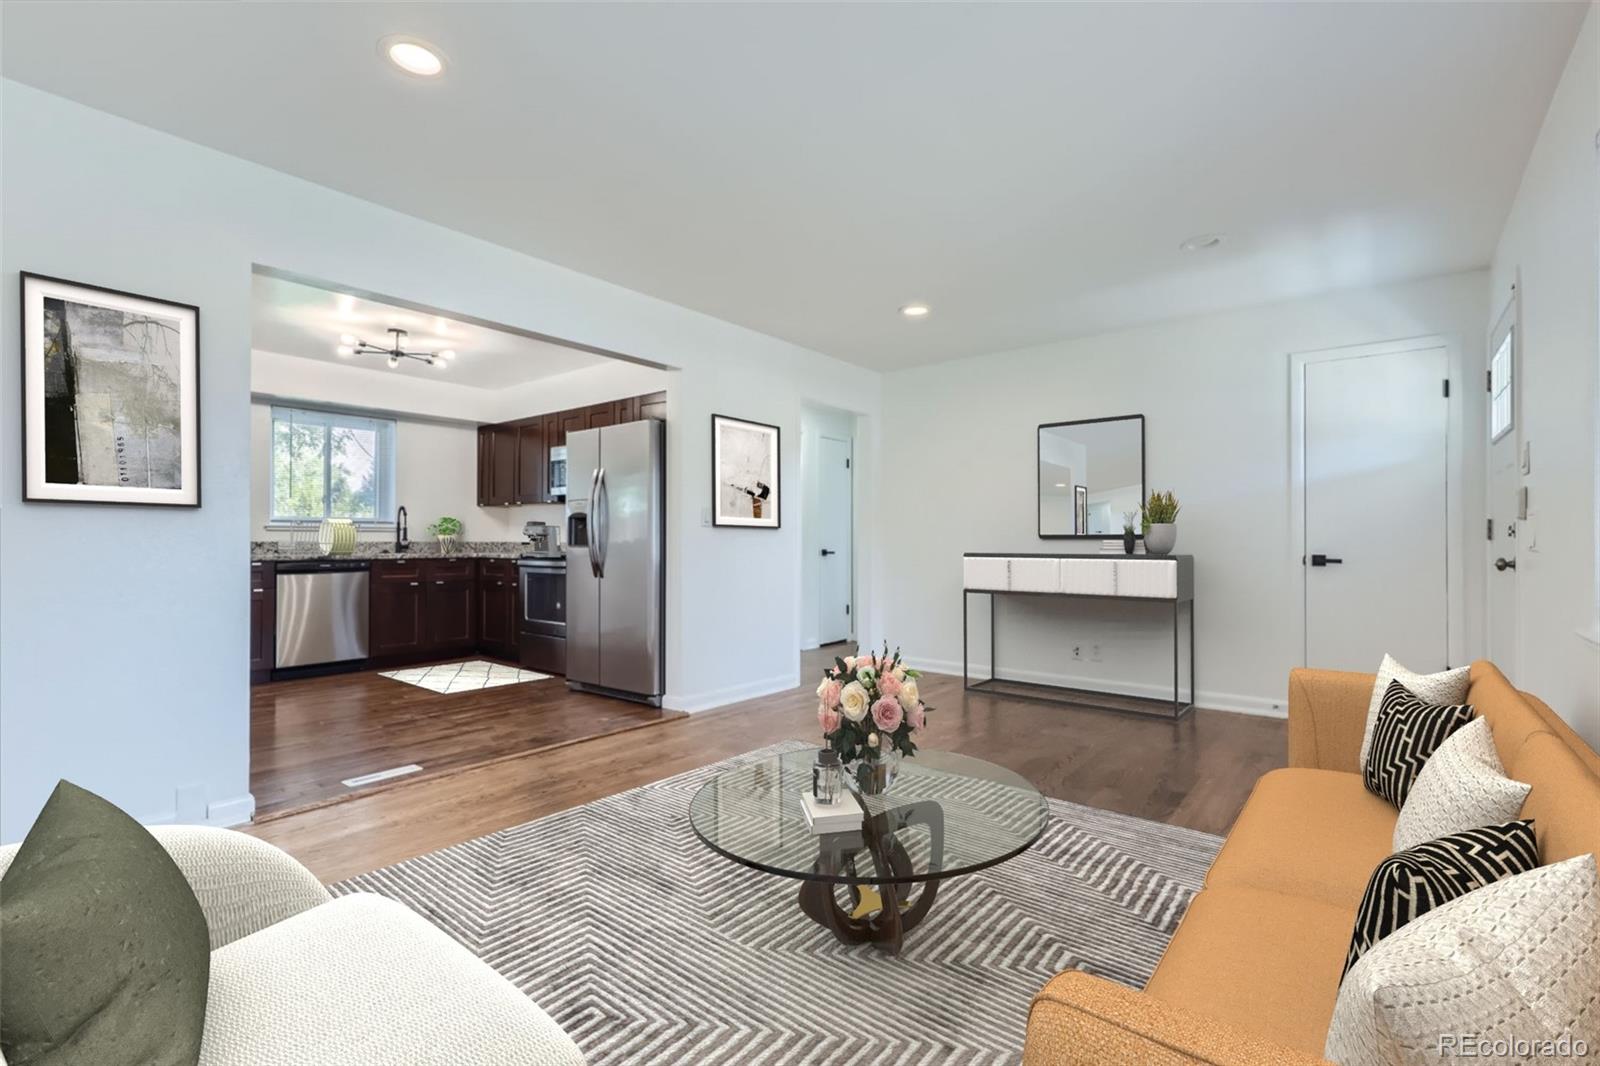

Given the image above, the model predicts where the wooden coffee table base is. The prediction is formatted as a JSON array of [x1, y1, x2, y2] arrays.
[[796, 802, 942, 955]]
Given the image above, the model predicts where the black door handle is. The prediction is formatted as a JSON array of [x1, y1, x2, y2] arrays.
[[1495, 557, 1516, 572], [820, 549, 837, 557], [1310, 554, 1343, 567]]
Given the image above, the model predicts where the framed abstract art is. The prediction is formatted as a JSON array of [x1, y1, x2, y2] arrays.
[[712, 414, 779, 528], [21, 273, 200, 506]]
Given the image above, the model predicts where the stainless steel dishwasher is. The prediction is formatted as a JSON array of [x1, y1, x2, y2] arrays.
[[275, 560, 370, 668]]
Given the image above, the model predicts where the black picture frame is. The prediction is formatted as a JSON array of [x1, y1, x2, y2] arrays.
[[1037, 413, 1144, 539], [711, 413, 781, 529], [21, 271, 202, 507]]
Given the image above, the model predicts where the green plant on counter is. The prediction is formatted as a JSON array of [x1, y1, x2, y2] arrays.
[[1140, 490, 1180, 533], [428, 516, 463, 538]]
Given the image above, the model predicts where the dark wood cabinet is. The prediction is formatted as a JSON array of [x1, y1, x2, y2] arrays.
[[638, 391, 667, 420], [515, 421, 544, 504], [370, 559, 429, 658], [585, 402, 618, 430], [426, 569, 477, 653], [477, 559, 518, 660], [250, 561, 276, 682], [478, 391, 666, 509]]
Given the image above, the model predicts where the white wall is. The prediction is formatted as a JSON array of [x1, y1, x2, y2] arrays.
[[875, 272, 1489, 715], [249, 351, 673, 543], [0, 82, 880, 841], [1487, 5, 1600, 746], [800, 404, 858, 649]]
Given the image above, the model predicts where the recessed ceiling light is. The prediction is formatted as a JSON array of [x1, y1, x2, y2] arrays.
[[900, 303, 931, 318], [1054, 483, 1067, 488], [381, 36, 446, 78], [1178, 233, 1226, 252]]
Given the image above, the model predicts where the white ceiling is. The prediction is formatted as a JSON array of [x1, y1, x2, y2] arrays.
[[251, 273, 612, 389], [3, 2, 1587, 371]]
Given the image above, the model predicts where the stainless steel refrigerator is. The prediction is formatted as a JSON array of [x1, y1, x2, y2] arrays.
[[564, 419, 665, 705]]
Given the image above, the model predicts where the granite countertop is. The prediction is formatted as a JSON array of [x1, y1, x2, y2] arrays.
[[251, 540, 535, 563]]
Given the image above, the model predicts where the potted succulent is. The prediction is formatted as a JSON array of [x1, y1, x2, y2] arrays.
[[1141, 491, 1181, 555], [1121, 511, 1139, 556], [428, 516, 463, 555]]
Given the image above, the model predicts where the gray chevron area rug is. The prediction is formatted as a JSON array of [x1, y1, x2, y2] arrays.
[[333, 741, 1222, 1064]]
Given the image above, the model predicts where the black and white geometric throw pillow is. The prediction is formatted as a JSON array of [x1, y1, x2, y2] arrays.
[[1363, 680, 1475, 808], [1341, 819, 1538, 981]]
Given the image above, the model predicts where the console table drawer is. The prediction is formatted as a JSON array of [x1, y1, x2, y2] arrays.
[[1115, 559, 1178, 598], [962, 556, 1011, 591], [1059, 558, 1117, 595]]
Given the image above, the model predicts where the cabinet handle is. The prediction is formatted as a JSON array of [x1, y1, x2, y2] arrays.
[[409, 581, 420, 587], [435, 580, 446, 585]]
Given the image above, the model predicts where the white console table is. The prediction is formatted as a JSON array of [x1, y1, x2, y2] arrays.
[[961, 553, 1195, 720]]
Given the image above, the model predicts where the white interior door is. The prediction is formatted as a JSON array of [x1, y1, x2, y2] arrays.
[[1486, 296, 1520, 676], [1304, 344, 1449, 671], [817, 435, 853, 644]]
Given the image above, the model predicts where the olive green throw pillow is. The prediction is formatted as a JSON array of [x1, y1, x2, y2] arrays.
[[0, 781, 209, 1066]]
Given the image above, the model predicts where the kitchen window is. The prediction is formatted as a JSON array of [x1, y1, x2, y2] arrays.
[[269, 405, 396, 525]]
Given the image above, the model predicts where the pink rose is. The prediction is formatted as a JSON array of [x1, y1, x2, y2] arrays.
[[818, 704, 842, 735], [907, 702, 926, 731], [871, 696, 904, 732], [820, 679, 842, 706], [878, 673, 902, 698]]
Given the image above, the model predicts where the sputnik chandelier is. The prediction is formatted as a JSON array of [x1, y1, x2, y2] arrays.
[[336, 327, 456, 369]]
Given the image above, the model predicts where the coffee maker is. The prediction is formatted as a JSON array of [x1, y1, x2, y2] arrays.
[[522, 520, 560, 555]]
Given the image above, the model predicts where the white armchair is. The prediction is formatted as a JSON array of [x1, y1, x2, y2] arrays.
[[0, 827, 585, 1066]]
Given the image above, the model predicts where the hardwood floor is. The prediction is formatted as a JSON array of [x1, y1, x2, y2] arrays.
[[250, 645, 1286, 882], [250, 660, 683, 819]]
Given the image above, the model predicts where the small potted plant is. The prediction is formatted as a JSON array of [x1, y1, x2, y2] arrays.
[[428, 516, 463, 555], [1122, 511, 1139, 556], [1141, 491, 1180, 555]]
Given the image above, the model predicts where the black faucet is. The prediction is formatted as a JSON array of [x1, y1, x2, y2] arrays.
[[395, 505, 409, 552]]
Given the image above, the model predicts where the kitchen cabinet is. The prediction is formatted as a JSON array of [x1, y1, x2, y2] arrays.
[[250, 561, 276, 683], [638, 391, 667, 420], [479, 391, 666, 509], [515, 421, 544, 504], [585, 402, 618, 430], [426, 559, 478, 653], [370, 558, 429, 658], [478, 559, 518, 660]]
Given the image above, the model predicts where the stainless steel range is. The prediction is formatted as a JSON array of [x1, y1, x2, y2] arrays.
[[518, 553, 566, 675]]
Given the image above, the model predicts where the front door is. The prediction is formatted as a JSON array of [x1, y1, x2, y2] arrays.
[[1304, 342, 1450, 671], [817, 435, 853, 644], [1486, 293, 1520, 677]]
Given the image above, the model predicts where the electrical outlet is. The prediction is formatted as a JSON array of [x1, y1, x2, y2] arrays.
[[1071, 644, 1083, 661], [1090, 643, 1103, 662]]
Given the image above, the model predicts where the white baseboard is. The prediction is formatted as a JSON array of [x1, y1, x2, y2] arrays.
[[664, 673, 801, 714], [205, 793, 256, 827], [916, 658, 1287, 718], [140, 792, 257, 829]]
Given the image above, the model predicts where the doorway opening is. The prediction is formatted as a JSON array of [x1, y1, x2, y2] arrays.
[[1290, 336, 1461, 673], [800, 403, 859, 675], [247, 267, 682, 819]]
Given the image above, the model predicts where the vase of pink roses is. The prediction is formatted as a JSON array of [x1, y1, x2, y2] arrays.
[[815, 644, 931, 796]]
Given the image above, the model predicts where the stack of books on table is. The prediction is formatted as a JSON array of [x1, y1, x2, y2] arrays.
[[800, 790, 863, 834]]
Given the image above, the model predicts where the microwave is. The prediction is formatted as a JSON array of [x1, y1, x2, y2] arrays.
[[548, 445, 567, 498]]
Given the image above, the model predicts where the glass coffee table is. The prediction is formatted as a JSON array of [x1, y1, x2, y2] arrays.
[[689, 748, 1048, 954]]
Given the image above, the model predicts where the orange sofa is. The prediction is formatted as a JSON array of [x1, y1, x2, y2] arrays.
[[1023, 661, 1600, 1065]]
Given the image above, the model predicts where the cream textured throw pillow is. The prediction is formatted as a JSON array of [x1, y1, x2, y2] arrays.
[[1392, 717, 1531, 851], [1358, 655, 1470, 769], [1325, 855, 1599, 1066]]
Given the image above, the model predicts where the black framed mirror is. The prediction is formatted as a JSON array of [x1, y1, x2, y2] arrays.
[[1037, 414, 1145, 538]]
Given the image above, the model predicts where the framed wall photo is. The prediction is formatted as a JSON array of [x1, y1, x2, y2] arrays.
[[712, 414, 780, 528], [22, 273, 200, 507]]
